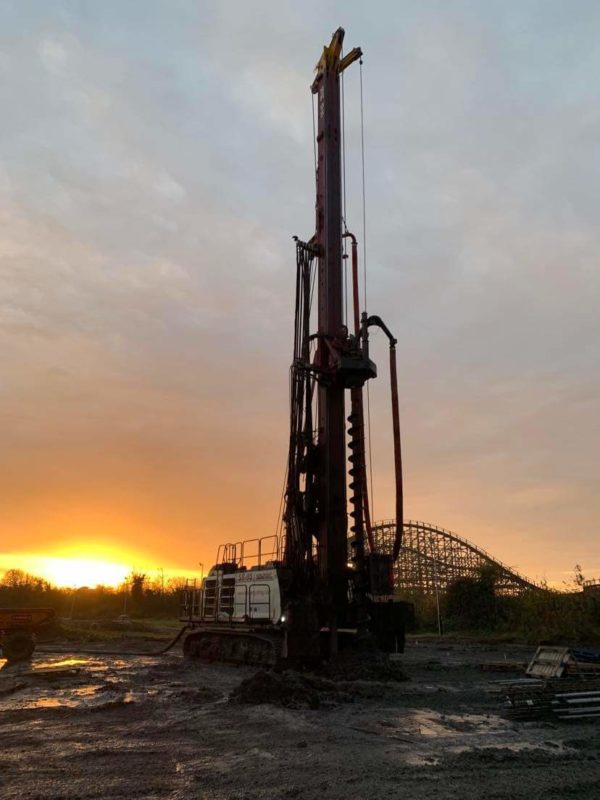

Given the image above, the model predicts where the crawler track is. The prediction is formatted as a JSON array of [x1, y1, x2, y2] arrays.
[[183, 628, 283, 667]]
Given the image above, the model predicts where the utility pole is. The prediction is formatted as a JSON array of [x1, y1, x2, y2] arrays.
[[433, 557, 443, 636]]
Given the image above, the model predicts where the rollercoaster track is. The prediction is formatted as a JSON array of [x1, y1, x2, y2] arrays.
[[372, 519, 543, 595]]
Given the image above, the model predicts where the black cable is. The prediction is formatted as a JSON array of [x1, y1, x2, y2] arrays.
[[36, 624, 190, 658]]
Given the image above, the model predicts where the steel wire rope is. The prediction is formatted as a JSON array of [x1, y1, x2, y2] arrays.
[[359, 57, 376, 521], [275, 364, 292, 542], [306, 95, 318, 554], [312, 92, 318, 193], [341, 50, 348, 327], [281, 241, 318, 557], [359, 59, 368, 311], [308, 250, 317, 316], [279, 243, 304, 547]]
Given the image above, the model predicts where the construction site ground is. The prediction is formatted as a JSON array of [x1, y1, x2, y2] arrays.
[[1, 638, 598, 799]]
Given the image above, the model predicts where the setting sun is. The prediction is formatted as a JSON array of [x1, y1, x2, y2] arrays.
[[0, 550, 135, 588], [37, 557, 131, 588], [0, 546, 199, 589]]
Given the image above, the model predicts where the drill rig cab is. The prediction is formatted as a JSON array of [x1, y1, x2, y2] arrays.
[[182, 27, 413, 665], [181, 537, 287, 664]]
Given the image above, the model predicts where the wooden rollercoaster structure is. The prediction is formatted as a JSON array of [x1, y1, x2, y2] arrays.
[[372, 520, 543, 596]]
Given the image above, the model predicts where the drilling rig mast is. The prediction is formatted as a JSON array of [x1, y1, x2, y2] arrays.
[[181, 28, 411, 665], [283, 28, 407, 659]]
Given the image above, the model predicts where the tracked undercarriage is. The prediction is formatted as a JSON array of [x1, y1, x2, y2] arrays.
[[182, 627, 283, 667]]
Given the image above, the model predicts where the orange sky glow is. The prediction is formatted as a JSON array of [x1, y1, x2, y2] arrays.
[[0, 539, 205, 589]]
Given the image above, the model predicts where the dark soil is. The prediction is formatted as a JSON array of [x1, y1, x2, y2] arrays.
[[1, 640, 599, 799], [231, 652, 408, 709]]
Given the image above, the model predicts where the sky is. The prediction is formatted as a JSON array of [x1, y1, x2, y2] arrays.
[[1, 0, 599, 587]]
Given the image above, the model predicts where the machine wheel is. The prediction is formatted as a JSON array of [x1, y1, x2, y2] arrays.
[[2, 631, 35, 662]]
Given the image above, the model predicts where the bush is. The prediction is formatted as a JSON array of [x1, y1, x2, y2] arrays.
[[443, 565, 502, 631], [404, 566, 600, 645]]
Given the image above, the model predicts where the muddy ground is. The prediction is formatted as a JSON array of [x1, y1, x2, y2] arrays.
[[1, 639, 598, 799]]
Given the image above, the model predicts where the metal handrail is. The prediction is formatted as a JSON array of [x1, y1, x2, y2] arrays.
[[216, 534, 281, 570]]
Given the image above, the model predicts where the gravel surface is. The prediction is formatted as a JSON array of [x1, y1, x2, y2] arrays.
[[1, 640, 598, 799]]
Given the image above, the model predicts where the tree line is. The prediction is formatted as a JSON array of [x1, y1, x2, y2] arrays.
[[3, 565, 599, 643], [406, 564, 600, 644], [0, 569, 186, 619]]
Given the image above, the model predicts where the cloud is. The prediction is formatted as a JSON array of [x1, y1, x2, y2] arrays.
[[39, 37, 69, 75]]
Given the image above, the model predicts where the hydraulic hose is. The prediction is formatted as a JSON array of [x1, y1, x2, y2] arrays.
[[366, 315, 404, 560], [389, 343, 404, 560], [342, 232, 404, 561], [35, 624, 190, 659]]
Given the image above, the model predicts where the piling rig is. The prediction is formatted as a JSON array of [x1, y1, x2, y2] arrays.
[[181, 28, 413, 664]]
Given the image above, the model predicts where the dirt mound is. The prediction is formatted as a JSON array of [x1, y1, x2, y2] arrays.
[[231, 670, 325, 709], [231, 655, 408, 709], [318, 651, 409, 683]]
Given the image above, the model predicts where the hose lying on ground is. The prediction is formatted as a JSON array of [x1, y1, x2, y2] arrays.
[[34, 624, 190, 658]]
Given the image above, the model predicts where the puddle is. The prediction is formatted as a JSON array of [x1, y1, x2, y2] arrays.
[[404, 754, 441, 767], [0, 653, 158, 713], [385, 707, 578, 768], [3, 682, 135, 712], [409, 710, 508, 738], [450, 740, 570, 755], [0, 651, 206, 717], [32, 657, 90, 670]]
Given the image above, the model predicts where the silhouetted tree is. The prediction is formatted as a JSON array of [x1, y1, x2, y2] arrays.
[[129, 573, 146, 601], [444, 565, 501, 629]]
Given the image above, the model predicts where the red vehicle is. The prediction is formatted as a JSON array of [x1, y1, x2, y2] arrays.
[[0, 608, 55, 662]]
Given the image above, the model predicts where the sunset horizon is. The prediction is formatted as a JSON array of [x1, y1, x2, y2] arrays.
[[0, 546, 208, 589]]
